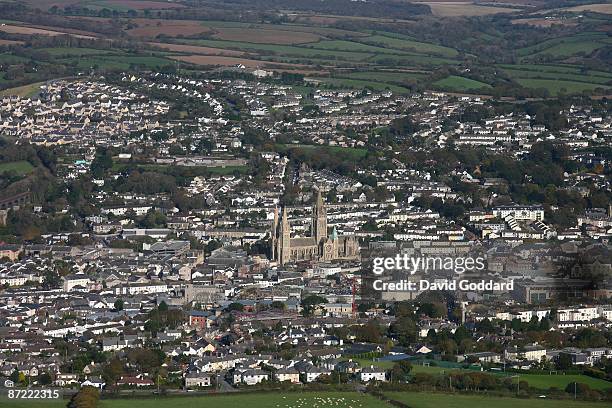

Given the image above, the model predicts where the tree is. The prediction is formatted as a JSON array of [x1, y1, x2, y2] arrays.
[[90, 148, 113, 179], [9, 369, 19, 384], [38, 372, 52, 385], [389, 315, 418, 346], [42, 269, 62, 289], [300, 295, 328, 316], [101, 358, 123, 386], [227, 302, 244, 312], [556, 353, 573, 370], [395, 360, 412, 380], [113, 299, 124, 312], [355, 320, 383, 343], [67, 386, 100, 408], [565, 382, 592, 397]]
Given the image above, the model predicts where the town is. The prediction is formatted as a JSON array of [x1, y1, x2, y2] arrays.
[[0, 68, 611, 407]]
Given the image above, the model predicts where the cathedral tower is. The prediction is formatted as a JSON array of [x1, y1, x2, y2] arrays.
[[276, 206, 291, 265], [312, 189, 327, 245], [271, 207, 279, 261]]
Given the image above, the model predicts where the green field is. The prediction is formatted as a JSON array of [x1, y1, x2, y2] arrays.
[[206, 165, 249, 175], [497, 63, 612, 95], [59, 55, 173, 70], [0, 398, 65, 408], [434, 75, 492, 91], [2, 392, 387, 408], [384, 392, 610, 408], [38, 47, 121, 57], [0, 160, 35, 175], [501, 67, 612, 85], [354, 359, 612, 391], [361, 34, 459, 58], [200, 20, 367, 37], [181, 38, 378, 62], [2, 391, 611, 408], [304, 39, 413, 55], [514, 78, 608, 95], [97, 393, 388, 408], [0, 81, 46, 97], [518, 32, 609, 59], [316, 77, 410, 93], [515, 373, 612, 391], [341, 71, 427, 83], [0, 53, 30, 64]]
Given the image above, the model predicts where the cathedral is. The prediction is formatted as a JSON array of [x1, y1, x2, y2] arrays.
[[271, 190, 360, 265]]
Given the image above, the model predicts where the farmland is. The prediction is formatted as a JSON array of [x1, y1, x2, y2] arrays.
[[561, 3, 612, 15], [433, 75, 492, 92], [0, 392, 392, 408], [0, 0, 611, 97], [314, 77, 410, 93], [211, 27, 322, 44], [513, 79, 608, 96], [148, 42, 245, 57], [125, 19, 212, 38], [169, 54, 320, 73], [384, 392, 611, 408], [517, 32, 610, 59], [415, 2, 519, 17]]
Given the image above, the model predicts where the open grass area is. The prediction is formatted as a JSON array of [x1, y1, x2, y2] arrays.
[[0, 397, 65, 408], [361, 34, 459, 58], [499, 64, 612, 83], [518, 32, 609, 59], [316, 77, 410, 93], [303, 39, 412, 55], [514, 78, 609, 95], [497, 63, 612, 94], [341, 71, 427, 84], [0, 81, 46, 97], [418, 2, 520, 17], [514, 373, 612, 391], [206, 165, 249, 175], [503, 69, 612, 85], [180, 39, 377, 62], [356, 358, 612, 391], [38, 47, 121, 57], [98, 392, 389, 408], [0, 161, 35, 175], [384, 392, 610, 408], [434, 75, 492, 91], [59, 55, 173, 70]]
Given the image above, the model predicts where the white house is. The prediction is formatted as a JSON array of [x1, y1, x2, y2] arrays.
[[360, 366, 386, 382]]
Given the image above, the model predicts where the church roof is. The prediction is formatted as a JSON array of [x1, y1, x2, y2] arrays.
[[290, 237, 317, 247]]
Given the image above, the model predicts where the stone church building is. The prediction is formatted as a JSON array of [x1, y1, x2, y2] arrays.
[[271, 190, 360, 265]]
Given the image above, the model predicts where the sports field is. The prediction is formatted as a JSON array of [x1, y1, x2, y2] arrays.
[[384, 392, 610, 408], [353, 359, 612, 391]]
